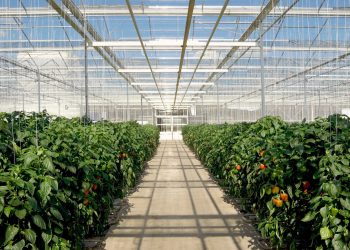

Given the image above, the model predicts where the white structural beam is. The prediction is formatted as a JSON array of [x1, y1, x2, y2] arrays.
[[206, 0, 280, 83], [171, 0, 195, 108], [132, 77, 350, 83], [1, 45, 349, 52], [146, 96, 197, 100], [3, 76, 350, 85], [4, 64, 350, 75], [1, 6, 350, 17], [180, 0, 229, 107], [118, 68, 228, 73], [91, 40, 258, 49], [131, 82, 215, 86], [47, 0, 151, 104], [140, 91, 206, 94], [125, 0, 165, 109], [4, 65, 350, 72]]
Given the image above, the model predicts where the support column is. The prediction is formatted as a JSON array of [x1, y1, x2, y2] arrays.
[[171, 116, 174, 140], [224, 103, 227, 123], [84, 41, 89, 119], [126, 83, 129, 121], [201, 96, 204, 124], [58, 99, 61, 116], [186, 108, 189, 125], [141, 96, 144, 125], [260, 21, 266, 118], [282, 97, 285, 121], [318, 90, 321, 116], [22, 94, 25, 112], [37, 72, 41, 113], [114, 105, 117, 121], [152, 108, 155, 125], [303, 78, 307, 120], [216, 83, 219, 123]]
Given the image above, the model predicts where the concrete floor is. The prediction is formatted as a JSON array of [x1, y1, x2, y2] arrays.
[[104, 141, 260, 250]]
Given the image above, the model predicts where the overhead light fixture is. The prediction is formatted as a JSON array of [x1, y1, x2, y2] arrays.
[[118, 68, 228, 73], [91, 41, 258, 48], [139, 90, 206, 94], [132, 82, 214, 86]]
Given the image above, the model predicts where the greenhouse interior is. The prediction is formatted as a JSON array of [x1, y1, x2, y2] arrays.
[[1, 0, 350, 249]]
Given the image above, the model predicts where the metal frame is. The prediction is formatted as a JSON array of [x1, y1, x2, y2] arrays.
[[0, 0, 350, 122], [2, 6, 350, 17], [173, 0, 196, 109]]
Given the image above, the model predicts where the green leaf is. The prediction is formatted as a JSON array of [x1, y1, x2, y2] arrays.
[[330, 207, 338, 216], [56, 192, 66, 203], [15, 209, 27, 219], [25, 182, 35, 196], [265, 186, 271, 195], [43, 157, 54, 172], [330, 217, 341, 226], [329, 183, 339, 197], [39, 181, 51, 200], [9, 198, 22, 207], [310, 196, 321, 204], [4, 206, 13, 217], [320, 226, 333, 240], [26, 197, 38, 211], [10, 239, 25, 250], [320, 206, 328, 219], [287, 186, 293, 199], [67, 166, 76, 174], [339, 209, 350, 218], [334, 144, 343, 152], [82, 182, 90, 189], [22, 229, 36, 244], [340, 158, 349, 166], [52, 235, 59, 243], [32, 214, 46, 229], [260, 187, 265, 198], [54, 226, 63, 235], [4, 225, 19, 245], [50, 207, 63, 221], [340, 198, 350, 210], [0, 185, 8, 194], [330, 164, 343, 177], [41, 232, 52, 245], [338, 164, 350, 174], [332, 238, 345, 250], [266, 201, 275, 215], [50, 179, 58, 191], [12, 141, 21, 154], [302, 211, 317, 222], [23, 152, 37, 167]]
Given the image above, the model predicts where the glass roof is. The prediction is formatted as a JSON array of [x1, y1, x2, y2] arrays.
[[0, 0, 349, 120]]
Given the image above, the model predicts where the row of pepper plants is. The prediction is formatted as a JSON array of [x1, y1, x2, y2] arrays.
[[183, 115, 350, 250], [0, 111, 159, 249]]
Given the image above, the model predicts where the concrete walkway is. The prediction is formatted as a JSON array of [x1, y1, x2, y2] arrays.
[[104, 141, 260, 250]]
